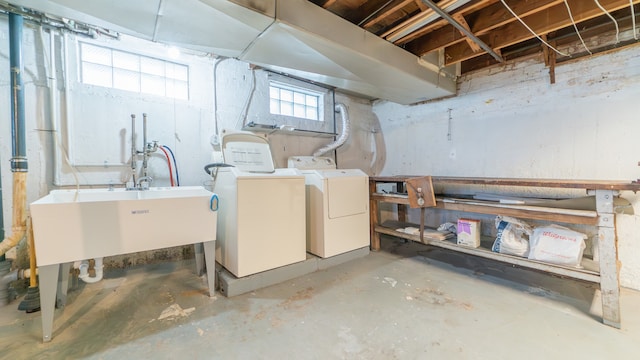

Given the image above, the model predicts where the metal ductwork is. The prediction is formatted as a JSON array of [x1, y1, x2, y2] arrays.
[[5, 0, 457, 104]]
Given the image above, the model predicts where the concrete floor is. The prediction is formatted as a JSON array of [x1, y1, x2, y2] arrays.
[[1, 237, 639, 359]]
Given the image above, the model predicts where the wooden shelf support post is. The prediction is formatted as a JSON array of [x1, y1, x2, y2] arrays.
[[596, 189, 621, 328]]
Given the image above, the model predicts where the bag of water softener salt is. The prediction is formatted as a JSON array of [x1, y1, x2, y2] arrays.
[[491, 215, 533, 257], [528, 225, 587, 268]]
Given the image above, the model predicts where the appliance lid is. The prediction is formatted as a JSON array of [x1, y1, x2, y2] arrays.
[[221, 131, 275, 173]]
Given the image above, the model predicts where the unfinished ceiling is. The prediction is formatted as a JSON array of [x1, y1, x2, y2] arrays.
[[312, 0, 640, 73], [2, 0, 639, 103]]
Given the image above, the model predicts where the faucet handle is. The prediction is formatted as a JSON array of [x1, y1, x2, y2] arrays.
[[137, 176, 153, 190]]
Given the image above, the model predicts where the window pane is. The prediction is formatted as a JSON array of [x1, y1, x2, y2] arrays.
[[141, 74, 165, 96], [293, 92, 305, 105], [270, 99, 280, 114], [81, 44, 112, 66], [141, 57, 165, 76], [113, 51, 139, 71], [268, 81, 324, 121], [113, 68, 140, 92], [293, 104, 305, 118], [166, 63, 188, 81], [82, 62, 112, 87], [79, 42, 189, 100], [269, 86, 279, 99], [280, 101, 293, 116], [306, 107, 318, 120], [280, 89, 293, 102], [306, 95, 317, 107]]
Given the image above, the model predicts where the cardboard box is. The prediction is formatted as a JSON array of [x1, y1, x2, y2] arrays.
[[457, 218, 481, 248]]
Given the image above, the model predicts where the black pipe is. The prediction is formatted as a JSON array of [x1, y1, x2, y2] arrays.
[[9, 12, 27, 172]]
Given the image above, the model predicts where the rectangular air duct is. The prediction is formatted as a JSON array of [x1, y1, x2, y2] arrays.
[[6, 0, 457, 104]]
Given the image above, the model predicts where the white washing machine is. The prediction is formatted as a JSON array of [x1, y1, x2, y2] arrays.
[[213, 131, 306, 277], [288, 156, 370, 258]]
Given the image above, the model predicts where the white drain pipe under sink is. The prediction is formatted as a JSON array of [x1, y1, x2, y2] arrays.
[[76, 258, 104, 284]]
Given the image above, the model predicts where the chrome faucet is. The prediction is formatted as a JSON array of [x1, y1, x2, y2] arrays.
[[136, 176, 153, 190], [129, 113, 158, 190]]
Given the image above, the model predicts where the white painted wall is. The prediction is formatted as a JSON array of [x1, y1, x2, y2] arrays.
[[373, 45, 640, 290]]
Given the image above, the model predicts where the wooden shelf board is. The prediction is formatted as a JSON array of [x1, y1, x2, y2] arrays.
[[371, 193, 598, 225], [374, 225, 600, 283], [370, 176, 640, 191]]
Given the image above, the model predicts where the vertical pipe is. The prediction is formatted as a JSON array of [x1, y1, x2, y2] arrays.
[[130, 114, 136, 186], [142, 113, 148, 178], [0, 12, 28, 257], [10, 13, 27, 172]]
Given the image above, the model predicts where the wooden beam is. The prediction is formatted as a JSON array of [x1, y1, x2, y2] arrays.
[[541, 34, 557, 84], [549, 47, 556, 84], [541, 34, 550, 66], [443, 0, 640, 66], [381, 0, 458, 38], [363, 0, 415, 29], [414, 0, 428, 11], [406, 0, 563, 55], [471, 0, 564, 34], [421, 0, 504, 62], [322, 0, 338, 8], [453, 13, 481, 52], [393, 0, 497, 44]]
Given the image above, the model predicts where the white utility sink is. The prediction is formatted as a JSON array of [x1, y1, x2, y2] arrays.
[[30, 186, 218, 342], [31, 186, 217, 265]]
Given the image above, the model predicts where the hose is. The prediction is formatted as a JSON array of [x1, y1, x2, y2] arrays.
[[313, 103, 350, 157], [158, 146, 175, 186], [162, 145, 180, 186]]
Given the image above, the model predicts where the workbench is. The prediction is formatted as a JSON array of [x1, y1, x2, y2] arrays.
[[369, 176, 640, 328]]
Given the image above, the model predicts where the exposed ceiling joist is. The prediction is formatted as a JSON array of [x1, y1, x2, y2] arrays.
[[406, 0, 564, 55], [443, 0, 638, 66], [311, 0, 640, 75], [420, 0, 504, 62]]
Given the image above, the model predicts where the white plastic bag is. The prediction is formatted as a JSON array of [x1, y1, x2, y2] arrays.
[[528, 225, 587, 268], [491, 215, 533, 257]]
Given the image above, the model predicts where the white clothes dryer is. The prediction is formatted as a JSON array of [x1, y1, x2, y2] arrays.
[[288, 156, 369, 258]]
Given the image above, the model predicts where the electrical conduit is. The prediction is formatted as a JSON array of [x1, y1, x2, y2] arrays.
[[313, 103, 351, 157], [0, 13, 28, 258]]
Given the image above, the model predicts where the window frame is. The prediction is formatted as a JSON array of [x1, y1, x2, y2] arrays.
[[268, 80, 322, 121], [79, 41, 190, 100], [246, 71, 334, 135]]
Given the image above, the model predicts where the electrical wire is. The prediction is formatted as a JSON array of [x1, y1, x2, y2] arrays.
[[594, 0, 620, 43], [499, 0, 570, 57], [631, 0, 638, 40], [158, 146, 175, 186], [564, 0, 592, 55], [162, 145, 180, 186]]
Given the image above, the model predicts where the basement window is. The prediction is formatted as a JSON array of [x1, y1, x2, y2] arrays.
[[80, 42, 189, 100], [269, 81, 322, 121]]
